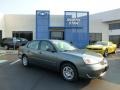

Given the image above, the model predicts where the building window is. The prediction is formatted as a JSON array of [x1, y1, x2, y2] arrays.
[[0, 30, 2, 45], [89, 33, 102, 44], [109, 35, 120, 47], [12, 31, 33, 41], [109, 23, 120, 30], [50, 31, 64, 40]]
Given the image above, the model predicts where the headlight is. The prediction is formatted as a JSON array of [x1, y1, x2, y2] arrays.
[[83, 58, 99, 64], [83, 54, 104, 64]]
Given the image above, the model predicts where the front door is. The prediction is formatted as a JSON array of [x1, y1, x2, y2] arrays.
[[38, 40, 58, 69]]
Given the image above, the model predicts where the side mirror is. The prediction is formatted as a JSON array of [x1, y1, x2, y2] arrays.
[[46, 48, 56, 53]]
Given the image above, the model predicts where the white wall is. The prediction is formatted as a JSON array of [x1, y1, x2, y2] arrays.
[[89, 15, 109, 41], [4, 14, 36, 39], [2, 8, 120, 41], [89, 8, 120, 41], [109, 29, 120, 35], [3, 14, 109, 41], [0, 13, 5, 38], [50, 15, 64, 27]]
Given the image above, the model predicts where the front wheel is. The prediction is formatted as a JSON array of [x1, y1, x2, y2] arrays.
[[61, 63, 78, 81]]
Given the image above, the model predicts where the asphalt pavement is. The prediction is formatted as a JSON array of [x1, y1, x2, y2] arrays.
[[0, 54, 120, 90]]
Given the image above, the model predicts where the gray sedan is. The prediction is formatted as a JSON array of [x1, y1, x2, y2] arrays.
[[18, 40, 109, 81]]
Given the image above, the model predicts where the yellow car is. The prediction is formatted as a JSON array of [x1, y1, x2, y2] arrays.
[[86, 41, 117, 57]]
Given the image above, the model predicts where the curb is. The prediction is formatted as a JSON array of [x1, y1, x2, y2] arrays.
[[0, 50, 18, 55]]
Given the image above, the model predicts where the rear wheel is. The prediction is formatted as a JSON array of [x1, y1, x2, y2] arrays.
[[22, 55, 29, 67], [113, 49, 116, 54], [61, 63, 78, 81]]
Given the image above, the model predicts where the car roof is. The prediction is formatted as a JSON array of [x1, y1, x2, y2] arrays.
[[29, 39, 65, 44], [31, 39, 63, 42]]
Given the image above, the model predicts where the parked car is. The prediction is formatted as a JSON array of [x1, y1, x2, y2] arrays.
[[18, 40, 108, 81], [86, 41, 117, 57], [1, 37, 28, 50]]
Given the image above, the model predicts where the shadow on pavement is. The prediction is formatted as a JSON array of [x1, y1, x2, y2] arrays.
[[27, 64, 92, 90], [103, 59, 120, 85]]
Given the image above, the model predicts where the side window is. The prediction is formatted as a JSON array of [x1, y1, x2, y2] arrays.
[[40, 41, 54, 51], [27, 41, 39, 50]]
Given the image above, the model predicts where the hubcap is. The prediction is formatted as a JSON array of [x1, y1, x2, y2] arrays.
[[23, 57, 28, 66], [63, 66, 74, 80]]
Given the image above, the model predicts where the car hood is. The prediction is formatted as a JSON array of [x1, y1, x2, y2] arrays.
[[62, 49, 103, 58], [87, 45, 104, 49], [61, 49, 104, 64]]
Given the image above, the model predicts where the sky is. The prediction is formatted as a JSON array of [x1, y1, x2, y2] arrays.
[[0, 0, 120, 15]]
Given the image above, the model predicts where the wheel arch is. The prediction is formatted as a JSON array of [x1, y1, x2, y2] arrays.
[[22, 54, 27, 58], [59, 61, 78, 73]]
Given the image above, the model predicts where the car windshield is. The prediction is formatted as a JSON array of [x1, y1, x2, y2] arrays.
[[95, 41, 108, 46], [51, 40, 77, 52]]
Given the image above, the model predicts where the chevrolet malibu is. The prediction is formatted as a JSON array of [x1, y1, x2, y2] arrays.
[[18, 40, 108, 81]]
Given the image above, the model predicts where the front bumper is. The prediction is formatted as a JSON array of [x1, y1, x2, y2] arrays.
[[78, 60, 109, 79]]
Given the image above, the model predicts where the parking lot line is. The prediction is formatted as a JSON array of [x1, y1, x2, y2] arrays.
[[0, 54, 5, 57], [0, 60, 8, 63], [9, 59, 21, 65]]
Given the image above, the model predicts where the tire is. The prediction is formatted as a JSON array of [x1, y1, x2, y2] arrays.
[[22, 55, 29, 67], [61, 63, 78, 82], [4, 45, 9, 50], [113, 49, 116, 54], [103, 49, 108, 57]]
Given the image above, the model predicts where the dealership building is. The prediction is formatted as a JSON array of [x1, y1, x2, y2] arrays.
[[0, 8, 120, 48]]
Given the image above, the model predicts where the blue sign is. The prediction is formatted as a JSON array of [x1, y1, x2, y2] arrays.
[[64, 11, 89, 48], [36, 10, 50, 40]]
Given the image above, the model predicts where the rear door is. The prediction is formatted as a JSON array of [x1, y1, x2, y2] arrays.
[[26, 41, 40, 63]]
